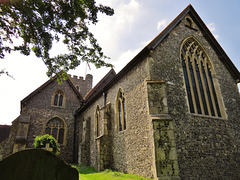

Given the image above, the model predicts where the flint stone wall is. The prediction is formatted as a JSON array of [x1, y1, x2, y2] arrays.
[[21, 79, 82, 162], [149, 15, 240, 179], [77, 58, 157, 178], [77, 13, 240, 180]]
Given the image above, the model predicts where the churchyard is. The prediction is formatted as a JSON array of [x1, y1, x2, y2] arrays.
[[0, 148, 150, 180]]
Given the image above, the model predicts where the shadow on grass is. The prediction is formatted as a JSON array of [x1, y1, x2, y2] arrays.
[[71, 164, 98, 174]]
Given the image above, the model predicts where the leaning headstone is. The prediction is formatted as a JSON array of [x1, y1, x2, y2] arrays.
[[0, 149, 78, 180]]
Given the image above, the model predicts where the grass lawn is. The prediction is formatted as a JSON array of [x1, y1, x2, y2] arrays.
[[72, 165, 152, 180]]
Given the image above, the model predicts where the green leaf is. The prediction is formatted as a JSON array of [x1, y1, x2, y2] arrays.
[[0, 0, 114, 78]]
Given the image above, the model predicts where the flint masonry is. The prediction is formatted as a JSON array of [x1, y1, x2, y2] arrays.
[[1, 5, 240, 180]]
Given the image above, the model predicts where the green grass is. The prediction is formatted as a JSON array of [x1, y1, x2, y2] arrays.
[[71, 165, 152, 180]]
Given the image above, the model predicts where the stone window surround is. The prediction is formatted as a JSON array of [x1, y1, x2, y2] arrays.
[[180, 36, 227, 118], [43, 117, 67, 145], [185, 16, 198, 31], [95, 105, 101, 138], [115, 88, 127, 132], [51, 89, 66, 108]]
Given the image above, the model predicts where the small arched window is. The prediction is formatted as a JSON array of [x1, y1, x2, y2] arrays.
[[95, 105, 101, 137], [186, 17, 193, 27], [45, 117, 65, 144], [181, 37, 223, 117], [52, 90, 65, 107], [116, 88, 126, 131]]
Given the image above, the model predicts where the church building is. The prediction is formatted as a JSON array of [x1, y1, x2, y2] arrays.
[[0, 5, 240, 179]]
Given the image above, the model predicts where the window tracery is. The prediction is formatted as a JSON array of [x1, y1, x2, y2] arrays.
[[45, 117, 65, 144], [181, 37, 222, 117]]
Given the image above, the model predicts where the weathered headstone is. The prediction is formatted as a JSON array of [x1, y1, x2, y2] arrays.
[[0, 149, 78, 180], [42, 143, 53, 152]]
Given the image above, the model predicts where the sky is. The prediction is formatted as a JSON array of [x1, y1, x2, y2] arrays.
[[0, 0, 239, 125]]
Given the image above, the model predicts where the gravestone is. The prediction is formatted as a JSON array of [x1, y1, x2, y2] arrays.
[[0, 149, 78, 180]]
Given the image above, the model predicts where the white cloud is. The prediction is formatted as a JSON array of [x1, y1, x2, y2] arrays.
[[207, 23, 215, 31], [0, 52, 48, 125], [113, 48, 141, 73], [89, 0, 142, 61], [207, 23, 219, 39], [141, 38, 155, 46], [157, 19, 168, 31]]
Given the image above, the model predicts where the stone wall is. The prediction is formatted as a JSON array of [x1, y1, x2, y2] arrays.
[[149, 14, 240, 179], [21, 79, 82, 162], [1, 78, 83, 163], [69, 74, 93, 97], [77, 59, 157, 178], [0, 119, 18, 160], [77, 12, 240, 180]]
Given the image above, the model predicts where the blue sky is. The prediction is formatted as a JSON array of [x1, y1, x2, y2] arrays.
[[0, 0, 239, 125]]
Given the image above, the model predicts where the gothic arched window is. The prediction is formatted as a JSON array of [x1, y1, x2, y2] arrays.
[[181, 37, 222, 117], [52, 90, 65, 107], [95, 105, 101, 137], [45, 117, 65, 144], [116, 88, 126, 131], [186, 17, 193, 27]]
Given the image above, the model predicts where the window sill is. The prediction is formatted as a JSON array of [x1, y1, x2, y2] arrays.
[[185, 25, 198, 31], [190, 113, 227, 120], [118, 129, 127, 133], [51, 105, 65, 108]]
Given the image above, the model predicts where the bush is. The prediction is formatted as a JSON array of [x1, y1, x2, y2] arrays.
[[34, 134, 60, 154]]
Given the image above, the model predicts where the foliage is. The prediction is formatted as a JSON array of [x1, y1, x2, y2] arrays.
[[0, 0, 114, 78], [71, 164, 152, 180], [34, 134, 60, 154]]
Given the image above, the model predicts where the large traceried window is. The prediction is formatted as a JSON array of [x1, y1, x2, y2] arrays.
[[116, 88, 126, 131], [45, 117, 65, 144], [95, 105, 101, 137], [181, 37, 223, 117]]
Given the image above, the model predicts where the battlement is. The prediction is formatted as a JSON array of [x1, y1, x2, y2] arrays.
[[68, 74, 93, 98], [68, 74, 84, 80]]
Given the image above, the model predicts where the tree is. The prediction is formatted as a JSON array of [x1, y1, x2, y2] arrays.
[[34, 134, 60, 154], [0, 69, 14, 79], [0, 0, 114, 78]]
